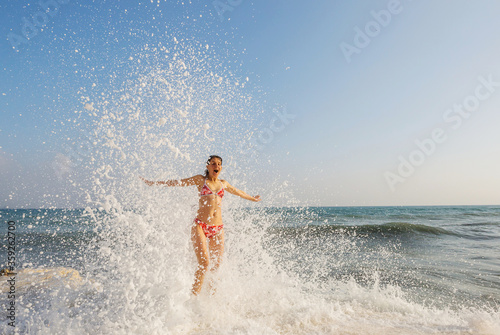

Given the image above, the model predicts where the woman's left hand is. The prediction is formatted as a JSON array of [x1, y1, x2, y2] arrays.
[[140, 176, 154, 186], [253, 195, 262, 202]]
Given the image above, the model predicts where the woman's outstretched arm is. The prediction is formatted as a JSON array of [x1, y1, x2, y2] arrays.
[[140, 175, 203, 187], [223, 180, 261, 202]]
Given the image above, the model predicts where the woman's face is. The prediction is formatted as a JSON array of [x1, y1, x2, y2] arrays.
[[207, 158, 222, 178]]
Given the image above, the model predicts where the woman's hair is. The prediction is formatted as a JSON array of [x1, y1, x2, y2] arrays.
[[204, 155, 223, 177]]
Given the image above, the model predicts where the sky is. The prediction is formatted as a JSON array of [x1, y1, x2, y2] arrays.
[[1, 0, 500, 208]]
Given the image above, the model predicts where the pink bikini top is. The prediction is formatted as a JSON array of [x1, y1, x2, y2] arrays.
[[199, 179, 224, 198]]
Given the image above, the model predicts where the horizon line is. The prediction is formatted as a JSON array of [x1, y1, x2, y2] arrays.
[[1, 204, 499, 210]]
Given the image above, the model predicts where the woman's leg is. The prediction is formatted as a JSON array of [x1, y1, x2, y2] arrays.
[[191, 223, 209, 295], [208, 229, 224, 292]]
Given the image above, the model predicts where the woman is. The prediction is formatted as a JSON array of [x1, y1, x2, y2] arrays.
[[141, 155, 261, 295]]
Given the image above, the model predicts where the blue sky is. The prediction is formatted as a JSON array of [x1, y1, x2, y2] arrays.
[[1, 0, 500, 207]]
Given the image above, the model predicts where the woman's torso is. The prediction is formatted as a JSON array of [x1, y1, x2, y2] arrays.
[[196, 177, 225, 225]]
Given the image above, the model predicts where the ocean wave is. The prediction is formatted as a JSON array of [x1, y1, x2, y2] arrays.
[[268, 222, 456, 238], [461, 221, 500, 227]]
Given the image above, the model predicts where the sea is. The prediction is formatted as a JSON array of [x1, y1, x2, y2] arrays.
[[1, 205, 499, 334]]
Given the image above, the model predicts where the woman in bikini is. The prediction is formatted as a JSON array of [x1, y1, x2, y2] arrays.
[[140, 155, 261, 295]]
